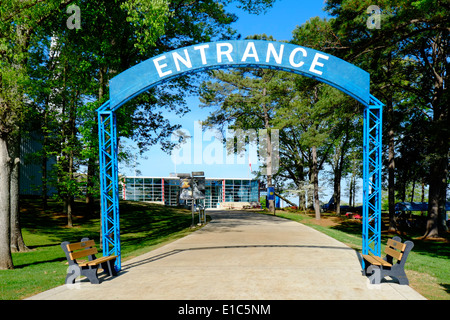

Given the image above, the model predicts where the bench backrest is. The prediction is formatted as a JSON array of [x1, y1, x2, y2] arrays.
[[384, 236, 414, 265], [385, 239, 406, 261], [67, 240, 98, 260], [61, 238, 98, 265]]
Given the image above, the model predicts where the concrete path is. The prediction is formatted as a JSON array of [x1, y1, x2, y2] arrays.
[[27, 211, 426, 300]]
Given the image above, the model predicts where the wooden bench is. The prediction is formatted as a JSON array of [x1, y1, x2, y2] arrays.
[[61, 238, 118, 284], [362, 236, 414, 285]]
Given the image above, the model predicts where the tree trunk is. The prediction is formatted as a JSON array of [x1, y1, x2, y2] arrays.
[[422, 33, 449, 238], [410, 180, 416, 203], [67, 108, 76, 228], [333, 131, 348, 216], [0, 137, 14, 269], [9, 134, 29, 252], [262, 87, 275, 215], [424, 153, 448, 238], [266, 131, 275, 215], [421, 180, 426, 216], [41, 109, 48, 210], [312, 145, 320, 220], [332, 149, 340, 215], [334, 169, 341, 216], [352, 176, 357, 205], [307, 171, 314, 210], [387, 99, 397, 232], [65, 197, 73, 227], [298, 190, 306, 210], [348, 178, 353, 207]]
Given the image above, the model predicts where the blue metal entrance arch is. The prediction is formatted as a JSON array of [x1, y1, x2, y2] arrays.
[[97, 40, 383, 271]]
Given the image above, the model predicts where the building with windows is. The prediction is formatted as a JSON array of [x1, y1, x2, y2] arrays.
[[120, 177, 260, 209]]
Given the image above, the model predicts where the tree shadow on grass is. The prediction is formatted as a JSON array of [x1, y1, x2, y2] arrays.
[[18, 199, 195, 267], [13, 256, 67, 269]]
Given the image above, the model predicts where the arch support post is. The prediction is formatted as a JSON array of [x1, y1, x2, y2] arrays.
[[98, 103, 121, 271], [362, 95, 383, 262]]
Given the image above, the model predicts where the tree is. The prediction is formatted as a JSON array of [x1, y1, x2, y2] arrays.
[[288, 17, 356, 219], [0, 0, 75, 269], [325, 0, 449, 237]]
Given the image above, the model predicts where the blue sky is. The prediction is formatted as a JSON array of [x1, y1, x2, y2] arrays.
[[229, 0, 329, 42], [119, 0, 347, 202]]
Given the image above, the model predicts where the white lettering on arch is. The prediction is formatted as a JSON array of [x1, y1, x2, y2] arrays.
[[217, 43, 234, 63], [153, 55, 173, 77], [241, 42, 260, 62], [172, 49, 192, 71], [289, 47, 307, 68], [309, 53, 329, 76], [194, 44, 210, 65], [266, 43, 284, 64]]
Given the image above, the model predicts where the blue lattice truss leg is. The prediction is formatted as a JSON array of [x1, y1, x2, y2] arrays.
[[362, 95, 383, 267], [98, 102, 121, 271]]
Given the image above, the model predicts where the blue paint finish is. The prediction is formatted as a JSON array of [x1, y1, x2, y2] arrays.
[[98, 105, 121, 270], [362, 95, 383, 263], [109, 40, 370, 111]]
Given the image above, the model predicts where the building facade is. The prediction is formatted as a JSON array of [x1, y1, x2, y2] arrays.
[[120, 177, 260, 209]]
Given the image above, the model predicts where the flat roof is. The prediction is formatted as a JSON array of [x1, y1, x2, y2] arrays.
[[121, 176, 257, 181]]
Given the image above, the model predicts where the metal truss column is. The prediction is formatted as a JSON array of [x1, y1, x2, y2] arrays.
[[362, 95, 383, 263], [98, 103, 121, 271]]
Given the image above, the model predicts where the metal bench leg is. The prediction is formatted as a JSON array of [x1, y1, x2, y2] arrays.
[[389, 267, 409, 285], [101, 259, 117, 277], [81, 267, 100, 284]]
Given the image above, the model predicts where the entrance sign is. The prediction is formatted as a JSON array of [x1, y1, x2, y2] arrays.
[[97, 40, 383, 271], [107, 41, 370, 111]]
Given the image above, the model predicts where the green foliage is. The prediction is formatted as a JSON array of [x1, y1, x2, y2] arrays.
[[223, 0, 277, 14], [325, 0, 449, 236], [120, 0, 171, 53]]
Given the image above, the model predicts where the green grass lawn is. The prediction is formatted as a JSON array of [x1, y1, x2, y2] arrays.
[[0, 199, 199, 300], [270, 209, 450, 300]]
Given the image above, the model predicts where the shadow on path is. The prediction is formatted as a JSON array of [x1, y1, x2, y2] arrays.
[[121, 244, 355, 271]]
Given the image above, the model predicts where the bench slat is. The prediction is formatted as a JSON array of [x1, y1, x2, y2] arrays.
[[86, 255, 118, 266], [387, 239, 406, 251], [70, 247, 98, 260], [363, 254, 392, 267], [384, 246, 403, 261], [67, 240, 96, 251], [78, 255, 117, 267]]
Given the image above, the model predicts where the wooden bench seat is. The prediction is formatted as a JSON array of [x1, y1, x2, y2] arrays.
[[61, 238, 118, 284], [362, 236, 413, 285]]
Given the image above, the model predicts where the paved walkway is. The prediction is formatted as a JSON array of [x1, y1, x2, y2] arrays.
[[28, 211, 425, 300]]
